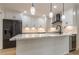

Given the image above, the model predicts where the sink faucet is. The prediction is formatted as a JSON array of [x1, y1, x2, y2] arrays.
[[56, 25, 62, 34]]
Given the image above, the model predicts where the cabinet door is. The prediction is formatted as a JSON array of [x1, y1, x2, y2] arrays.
[[62, 9, 73, 26]]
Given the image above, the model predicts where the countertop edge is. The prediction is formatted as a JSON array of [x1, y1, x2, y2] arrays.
[[10, 33, 76, 41]]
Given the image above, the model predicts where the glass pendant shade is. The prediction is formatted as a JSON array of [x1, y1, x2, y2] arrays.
[[49, 3, 53, 18], [30, 6, 35, 15], [49, 12, 53, 18], [61, 15, 65, 20], [61, 3, 65, 20]]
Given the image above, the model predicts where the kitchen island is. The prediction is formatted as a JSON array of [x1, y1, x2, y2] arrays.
[[10, 33, 72, 55]]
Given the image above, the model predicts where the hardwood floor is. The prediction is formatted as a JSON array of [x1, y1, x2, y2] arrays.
[[68, 50, 79, 55], [0, 48, 16, 55], [0, 48, 79, 55]]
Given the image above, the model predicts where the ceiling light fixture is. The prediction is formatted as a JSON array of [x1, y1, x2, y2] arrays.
[[61, 3, 65, 20], [30, 3, 36, 15], [49, 3, 53, 18]]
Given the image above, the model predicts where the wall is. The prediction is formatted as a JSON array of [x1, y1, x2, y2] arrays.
[[21, 14, 46, 33], [76, 7, 79, 50], [0, 9, 4, 49]]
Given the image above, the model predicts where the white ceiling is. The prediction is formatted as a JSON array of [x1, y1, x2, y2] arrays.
[[0, 3, 75, 16]]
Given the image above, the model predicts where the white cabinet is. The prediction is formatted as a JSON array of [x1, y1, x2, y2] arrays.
[[62, 8, 76, 27], [3, 11, 21, 20], [54, 37, 69, 54], [16, 36, 69, 55]]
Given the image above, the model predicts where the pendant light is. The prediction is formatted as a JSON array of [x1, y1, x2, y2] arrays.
[[49, 3, 53, 18], [61, 3, 65, 20], [30, 3, 36, 15]]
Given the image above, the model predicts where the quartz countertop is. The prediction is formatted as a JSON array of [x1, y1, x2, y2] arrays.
[[10, 33, 74, 41]]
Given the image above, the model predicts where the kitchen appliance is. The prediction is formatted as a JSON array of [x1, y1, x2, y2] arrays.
[[69, 34, 76, 52], [52, 13, 62, 24], [3, 19, 22, 49], [56, 13, 61, 21]]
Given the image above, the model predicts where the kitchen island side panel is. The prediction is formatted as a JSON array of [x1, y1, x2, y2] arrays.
[[16, 36, 69, 55]]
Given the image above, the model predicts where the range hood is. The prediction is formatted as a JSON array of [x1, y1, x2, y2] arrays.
[[52, 13, 62, 24]]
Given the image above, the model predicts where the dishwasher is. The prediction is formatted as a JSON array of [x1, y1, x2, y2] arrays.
[[69, 34, 76, 52]]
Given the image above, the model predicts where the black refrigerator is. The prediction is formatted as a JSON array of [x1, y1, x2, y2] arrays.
[[3, 19, 22, 49]]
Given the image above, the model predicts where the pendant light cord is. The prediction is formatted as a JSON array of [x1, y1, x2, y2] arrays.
[[32, 3, 34, 7], [50, 3, 52, 12], [63, 3, 64, 15]]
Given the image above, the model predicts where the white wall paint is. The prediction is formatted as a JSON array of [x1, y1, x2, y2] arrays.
[[21, 14, 46, 33]]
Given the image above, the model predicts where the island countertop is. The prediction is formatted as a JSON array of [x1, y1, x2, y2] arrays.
[[11, 33, 76, 55], [10, 33, 74, 41]]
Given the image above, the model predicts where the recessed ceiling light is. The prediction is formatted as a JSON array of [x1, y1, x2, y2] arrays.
[[53, 5, 57, 9]]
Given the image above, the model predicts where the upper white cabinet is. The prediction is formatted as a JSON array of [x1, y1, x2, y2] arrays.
[[21, 15, 46, 28], [3, 10, 22, 20], [62, 8, 76, 27]]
